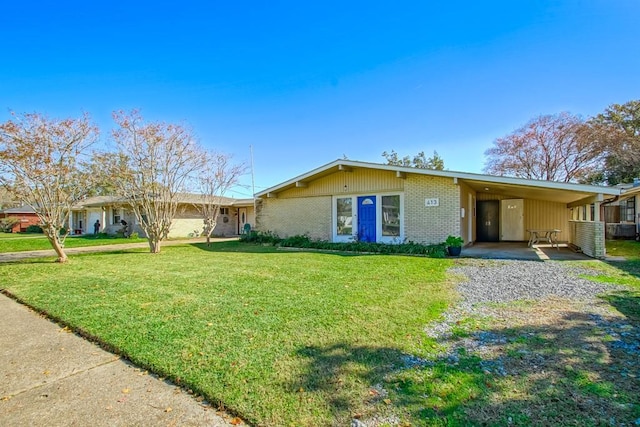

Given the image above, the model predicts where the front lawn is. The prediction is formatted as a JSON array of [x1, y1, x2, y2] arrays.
[[4, 240, 639, 425], [0, 233, 147, 253], [0, 242, 454, 426]]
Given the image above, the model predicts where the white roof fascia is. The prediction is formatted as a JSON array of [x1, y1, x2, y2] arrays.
[[256, 159, 620, 197], [620, 186, 640, 198]]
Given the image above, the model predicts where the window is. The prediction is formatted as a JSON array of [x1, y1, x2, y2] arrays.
[[113, 209, 121, 225], [220, 207, 229, 215], [333, 193, 404, 243], [621, 196, 636, 222], [336, 197, 352, 235], [382, 195, 400, 236]]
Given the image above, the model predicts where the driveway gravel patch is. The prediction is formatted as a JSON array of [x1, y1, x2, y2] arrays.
[[417, 259, 640, 426]]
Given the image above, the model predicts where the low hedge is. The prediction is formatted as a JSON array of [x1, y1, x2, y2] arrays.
[[240, 231, 447, 258]]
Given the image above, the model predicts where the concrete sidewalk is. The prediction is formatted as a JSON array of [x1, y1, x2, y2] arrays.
[[0, 294, 239, 426]]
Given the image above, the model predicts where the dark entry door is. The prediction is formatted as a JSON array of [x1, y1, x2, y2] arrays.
[[477, 200, 499, 242], [357, 196, 377, 242]]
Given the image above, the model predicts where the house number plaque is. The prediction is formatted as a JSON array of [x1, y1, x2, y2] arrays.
[[425, 198, 439, 207]]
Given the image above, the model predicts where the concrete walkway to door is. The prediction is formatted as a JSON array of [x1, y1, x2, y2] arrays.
[[461, 242, 593, 261]]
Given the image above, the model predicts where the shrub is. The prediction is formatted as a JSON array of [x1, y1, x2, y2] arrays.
[[445, 235, 464, 247], [239, 230, 281, 245], [279, 234, 312, 248], [25, 224, 43, 234], [129, 232, 139, 239], [241, 231, 447, 258]]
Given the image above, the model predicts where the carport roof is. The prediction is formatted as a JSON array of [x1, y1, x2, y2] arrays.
[[256, 159, 620, 205]]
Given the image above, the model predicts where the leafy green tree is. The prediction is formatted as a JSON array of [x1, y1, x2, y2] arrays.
[[586, 100, 640, 185], [382, 150, 445, 170]]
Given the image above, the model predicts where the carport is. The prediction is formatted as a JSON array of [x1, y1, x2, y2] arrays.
[[456, 173, 621, 259]]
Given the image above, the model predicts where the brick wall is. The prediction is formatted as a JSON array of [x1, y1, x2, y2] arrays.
[[0, 213, 40, 233], [256, 196, 332, 240], [569, 220, 605, 258], [404, 175, 460, 244]]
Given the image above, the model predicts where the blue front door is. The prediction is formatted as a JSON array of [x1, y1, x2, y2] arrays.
[[357, 196, 376, 242]]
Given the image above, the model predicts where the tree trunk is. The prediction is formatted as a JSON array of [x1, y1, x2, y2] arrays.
[[48, 235, 68, 263], [148, 236, 161, 253], [206, 234, 211, 247]]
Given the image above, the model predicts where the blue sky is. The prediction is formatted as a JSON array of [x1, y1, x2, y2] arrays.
[[1, 1, 639, 197]]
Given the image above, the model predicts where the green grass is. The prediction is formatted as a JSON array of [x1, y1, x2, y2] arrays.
[[3, 240, 639, 425], [591, 240, 640, 325], [604, 239, 640, 260], [0, 233, 147, 253], [0, 241, 454, 426]]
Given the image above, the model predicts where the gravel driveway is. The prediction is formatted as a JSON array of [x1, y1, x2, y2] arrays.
[[451, 259, 619, 305], [418, 258, 640, 425]]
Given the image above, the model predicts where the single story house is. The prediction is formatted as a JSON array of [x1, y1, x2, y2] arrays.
[[255, 159, 621, 258], [69, 195, 255, 238], [0, 205, 40, 233]]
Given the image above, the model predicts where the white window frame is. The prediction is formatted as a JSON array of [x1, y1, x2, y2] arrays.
[[332, 193, 404, 243], [112, 208, 122, 225]]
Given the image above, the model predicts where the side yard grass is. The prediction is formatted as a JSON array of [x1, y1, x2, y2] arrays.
[[0, 232, 147, 253], [0, 241, 454, 426], [586, 239, 640, 323]]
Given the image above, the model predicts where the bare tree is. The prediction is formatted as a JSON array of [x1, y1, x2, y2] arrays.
[[0, 112, 98, 262], [483, 113, 603, 182], [111, 110, 204, 253], [0, 187, 18, 209], [196, 152, 247, 246]]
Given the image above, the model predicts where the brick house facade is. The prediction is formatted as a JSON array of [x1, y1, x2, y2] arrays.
[[0, 206, 40, 233], [255, 160, 619, 258]]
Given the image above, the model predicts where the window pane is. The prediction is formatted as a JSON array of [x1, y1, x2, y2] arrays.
[[627, 197, 635, 222], [382, 195, 400, 236], [336, 198, 352, 235]]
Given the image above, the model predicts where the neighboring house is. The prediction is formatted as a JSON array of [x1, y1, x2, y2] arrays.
[[605, 183, 640, 239], [0, 205, 40, 233], [69, 195, 255, 238], [255, 159, 621, 259]]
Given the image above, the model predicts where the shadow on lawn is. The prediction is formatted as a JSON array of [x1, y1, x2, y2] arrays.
[[602, 290, 640, 323], [599, 259, 640, 322], [292, 309, 640, 425], [292, 343, 406, 419]]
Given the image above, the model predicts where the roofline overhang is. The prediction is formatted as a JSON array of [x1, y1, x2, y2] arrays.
[[620, 185, 640, 198], [73, 195, 255, 209], [255, 159, 621, 197]]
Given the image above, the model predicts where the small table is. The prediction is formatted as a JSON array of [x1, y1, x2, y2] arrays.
[[527, 229, 561, 250]]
